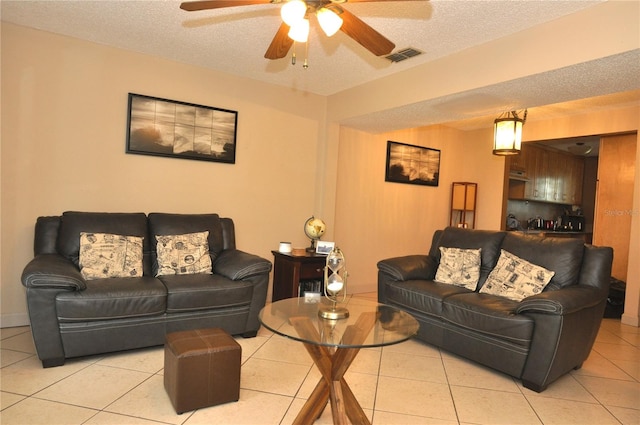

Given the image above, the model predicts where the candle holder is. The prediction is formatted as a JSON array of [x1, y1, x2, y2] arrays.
[[318, 246, 349, 320]]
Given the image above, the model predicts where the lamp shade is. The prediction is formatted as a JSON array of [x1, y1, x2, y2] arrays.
[[493, 116, 524, 155], [281, 0, 307, 26], [317, 7, 343, 36], [288, 18, 310, 42]]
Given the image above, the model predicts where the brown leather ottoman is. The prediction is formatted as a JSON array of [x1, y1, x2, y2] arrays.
[[164, 328, 241, 414]]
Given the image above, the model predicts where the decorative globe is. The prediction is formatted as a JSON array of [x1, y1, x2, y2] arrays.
[[304, 216, 326, 240], [304, 216, 326, 242]]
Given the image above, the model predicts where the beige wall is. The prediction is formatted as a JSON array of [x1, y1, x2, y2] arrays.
[[1, 23, 331, 325], [333, 125, 505, 293]]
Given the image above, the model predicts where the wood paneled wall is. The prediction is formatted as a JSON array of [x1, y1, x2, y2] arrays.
[[593, 133, 638, 282]]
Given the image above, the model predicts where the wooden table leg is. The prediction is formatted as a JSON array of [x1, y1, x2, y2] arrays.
[[289, 312, 377, 425], [292, 378, 330, 425]]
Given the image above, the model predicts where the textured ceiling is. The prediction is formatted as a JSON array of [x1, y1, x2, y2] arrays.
[[2, 0, 639, 136], [0, 0, 611, 96]]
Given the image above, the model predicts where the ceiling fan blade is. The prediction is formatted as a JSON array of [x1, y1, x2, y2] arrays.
[[342, 0, 425, 2], [180, 1, 273, 12], [338, 8, 395, 56], [264, 22, 294, 59]]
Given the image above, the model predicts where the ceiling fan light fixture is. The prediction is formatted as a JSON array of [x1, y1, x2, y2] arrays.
[[317, 7, 343, 37], [288, 18, 310, 42], [281, 0, 307, 26]]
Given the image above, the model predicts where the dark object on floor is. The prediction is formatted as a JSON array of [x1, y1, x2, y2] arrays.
[[164, 328, 241, 414], [604, 277, 626, 319]]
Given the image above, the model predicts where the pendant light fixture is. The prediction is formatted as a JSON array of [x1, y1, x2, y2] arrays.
[[493, 110, 527, 156]]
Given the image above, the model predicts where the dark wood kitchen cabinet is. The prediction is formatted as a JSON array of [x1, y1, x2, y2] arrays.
[[529, 145, 549, 201], [271, 251, 326, 302], [509, 144, 584, 205]]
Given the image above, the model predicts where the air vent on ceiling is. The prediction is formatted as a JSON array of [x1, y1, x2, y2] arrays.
[[385, 47, 423, 63]]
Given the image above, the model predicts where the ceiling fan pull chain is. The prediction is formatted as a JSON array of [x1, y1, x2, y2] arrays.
[[303, 40, 309, 69], [291, 41, 297, 65]]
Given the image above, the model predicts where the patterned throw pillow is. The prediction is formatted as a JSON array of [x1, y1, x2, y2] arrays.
[[79, 232, 143, 280], [480, 249, 555, 301], [156, 231, 212, 276], [434, 247, 481, 290]]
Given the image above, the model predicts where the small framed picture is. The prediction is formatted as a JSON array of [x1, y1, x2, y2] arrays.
[[316, 241, 335, 255]]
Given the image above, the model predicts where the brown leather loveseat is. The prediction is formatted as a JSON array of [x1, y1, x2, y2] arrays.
[[377, 227, 613, 392], [22, 211, 272, 368]]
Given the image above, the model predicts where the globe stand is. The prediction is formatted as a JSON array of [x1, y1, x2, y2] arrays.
[[306, 239, 317, 253]]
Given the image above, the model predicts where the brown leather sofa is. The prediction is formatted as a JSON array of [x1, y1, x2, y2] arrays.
[[21, 211, 272, 368], [377, 227, 613, 392]]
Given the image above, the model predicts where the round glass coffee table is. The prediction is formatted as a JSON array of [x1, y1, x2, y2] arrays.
[[259, 297, 419, 425]]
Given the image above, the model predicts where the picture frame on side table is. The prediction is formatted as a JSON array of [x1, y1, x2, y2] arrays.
[[385, 140, 440, 186], [126, 93, 238, 164], [316, 241, 335, 255]]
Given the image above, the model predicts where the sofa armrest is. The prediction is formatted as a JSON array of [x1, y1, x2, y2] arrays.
[[22, 254, 86, 291], [21, 254, 84, 367], [214, 249, 272, 337], [519, 284, 608, 392], [377, 255, 437, 281], [516, 285, 605, 316], [214, 249, 272, 281]]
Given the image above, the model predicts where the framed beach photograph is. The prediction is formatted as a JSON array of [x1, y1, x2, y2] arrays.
[[385, 141, 441, 186], [316, 241, 335, 255], [126, 93, 238, 163]]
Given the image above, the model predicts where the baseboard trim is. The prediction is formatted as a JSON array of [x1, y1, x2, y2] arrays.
[[0, 313, 30, 328], [621, 313, 639, 327]]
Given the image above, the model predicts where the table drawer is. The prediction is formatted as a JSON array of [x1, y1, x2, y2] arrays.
[[299, 262, 324, 279]]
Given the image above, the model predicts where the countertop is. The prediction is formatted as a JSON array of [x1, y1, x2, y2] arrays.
[[514, 230, 589, 235], [509, 230, 593, 243]]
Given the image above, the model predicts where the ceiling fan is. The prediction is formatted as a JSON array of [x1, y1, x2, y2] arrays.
[[180, 0, 420, 60]]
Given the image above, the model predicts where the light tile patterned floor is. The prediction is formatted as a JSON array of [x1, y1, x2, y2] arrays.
[[1, 293, 638, 424]]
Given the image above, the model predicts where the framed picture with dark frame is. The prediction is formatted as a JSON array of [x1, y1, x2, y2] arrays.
[[385, 140, 441, 186], [126, 93, 238, 164]]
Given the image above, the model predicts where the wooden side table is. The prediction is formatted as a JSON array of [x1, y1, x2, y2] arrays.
[[271, 251, 326, 302]]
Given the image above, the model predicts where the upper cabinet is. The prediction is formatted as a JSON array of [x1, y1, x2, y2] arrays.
[[508, 144, 584, 205]]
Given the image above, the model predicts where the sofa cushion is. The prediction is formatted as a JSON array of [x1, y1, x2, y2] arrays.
[[384, 280, 471, 317], [480, 250, 555, 301], [435, 247, 481, 290], [158, 273, 254, 313], [79, 232, 144, 280], [501, 232, 584, 290], [441, 292, 535, 348], [148, 213, 224, 274], [57, 212, 149, 267], [429, 227, 506, 288], [155, 231, 212, 276], [56, 276, 166, 322]]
